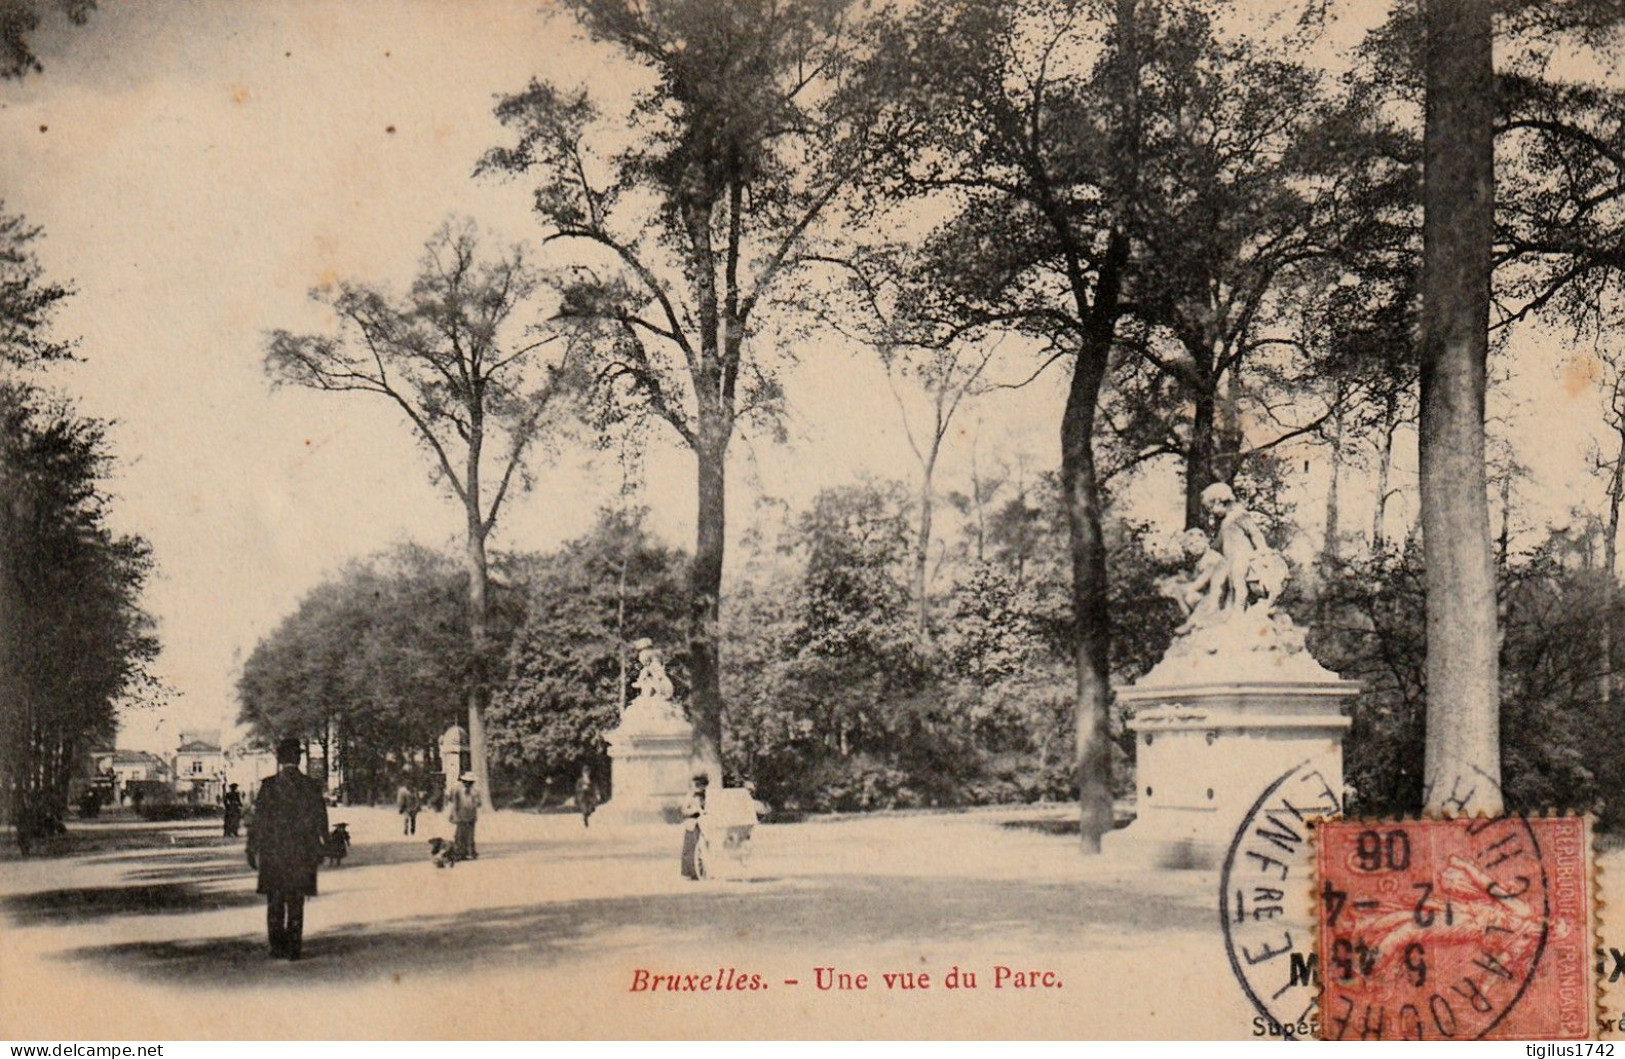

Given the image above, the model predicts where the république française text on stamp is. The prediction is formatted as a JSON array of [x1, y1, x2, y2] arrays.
[[1315, 815, 1596, 1041]]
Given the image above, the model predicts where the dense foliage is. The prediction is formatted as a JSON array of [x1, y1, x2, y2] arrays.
[[0, 210, 157, 850], [721, 477, 1183, 815], [236, 545, 526, 804], [1311, 536, 1625, 827], [487, 510, 689, 805]]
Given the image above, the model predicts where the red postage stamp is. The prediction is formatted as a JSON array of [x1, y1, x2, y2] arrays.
[[1315, 816, 1595, 1041]]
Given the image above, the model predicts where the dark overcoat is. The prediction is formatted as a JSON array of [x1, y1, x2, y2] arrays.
[[246, 769, 329, 896]]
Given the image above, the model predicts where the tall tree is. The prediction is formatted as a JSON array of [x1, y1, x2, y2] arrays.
[[1, 386, 157, 848], [480, 0, 874, 777], [1418, 0, 1501, 814], [1593, 350, 1625, 587], [264, 220, 575, 802], [1576, 345, 1625, 706], [859, 0, 1151, 850], [1353, 0, 1625, 815], [1126, 17, 1421, 529], [0, 205, 156, 850]]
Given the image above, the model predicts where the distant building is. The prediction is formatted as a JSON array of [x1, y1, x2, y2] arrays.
[[98, 750, 170, 804], [172, 729, 225, 803]]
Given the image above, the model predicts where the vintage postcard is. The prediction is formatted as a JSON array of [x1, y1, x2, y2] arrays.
[[2, 0, 1625, 1042]]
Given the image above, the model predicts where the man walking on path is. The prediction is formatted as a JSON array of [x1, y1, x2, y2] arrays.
[[449, 772, 480, 860], [246, 738, 328, 961], [397, 782, 420, 835], [575, 766, 597, 829]]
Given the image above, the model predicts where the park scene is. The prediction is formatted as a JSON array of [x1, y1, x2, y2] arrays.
[[5, 0, 1625, 1041]]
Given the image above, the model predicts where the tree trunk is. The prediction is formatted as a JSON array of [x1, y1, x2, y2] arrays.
[[1185, 380, 1217, 530], [1065, 346, 1115, 853], [913, 450, 938, 643], [1419, 0, 1502, 815], [1496, 472, 1512, 568], [617, 546, 630, 715], [969, 437, 988, 566], [1602, 430, 1623, 705], [1324, 408, 1343, 563], [1607, 431, 1623, 583], [689, 430, 728, 781], [1216, 366, 1244, 486], [0, 414, 25, 843], [1372, 398, 1397, 550], [464, 510, 494, 805], [1064, 233, 1126, 854]]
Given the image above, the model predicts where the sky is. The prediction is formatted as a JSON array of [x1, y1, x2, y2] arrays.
[[0, 0, 1610, 754], [0, 0, 1063, 752]]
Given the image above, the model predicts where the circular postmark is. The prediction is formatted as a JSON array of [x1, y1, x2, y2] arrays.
[[1315, 816, 1555, 1041], [1220, 759, 1345, 1039]]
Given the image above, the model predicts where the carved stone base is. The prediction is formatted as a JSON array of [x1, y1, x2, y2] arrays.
[[1102, 679, 1356, 871], [597, 698, 694, 826]]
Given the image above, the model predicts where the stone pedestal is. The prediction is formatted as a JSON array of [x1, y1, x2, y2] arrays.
[[439, 725, 468, 800], [597, 696, 694, 826], [1102, 612, 1358, 870]]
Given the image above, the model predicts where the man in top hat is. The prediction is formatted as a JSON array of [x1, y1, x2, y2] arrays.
[[246, 738, 328, 960], [448, 771, 481, 860]]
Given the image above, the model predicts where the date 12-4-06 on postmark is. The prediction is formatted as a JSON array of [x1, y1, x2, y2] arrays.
[[1315, 816, 1597, 1041]]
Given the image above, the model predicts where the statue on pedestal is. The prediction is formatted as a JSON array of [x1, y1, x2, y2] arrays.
[[600, 637, 693, 826], [1108, 482, 1360, 870], [1155, 482, 1319, 682], [622, 638, 683, 726]]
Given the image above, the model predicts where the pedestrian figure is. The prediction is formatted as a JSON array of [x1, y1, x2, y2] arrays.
[[222, 783, 244, 837], [448, 771, 480, 860], [575, 766, 598, 828], [679, 773, 708, 880], [246, 738, 328, 961], [397, 783, 420, 836]]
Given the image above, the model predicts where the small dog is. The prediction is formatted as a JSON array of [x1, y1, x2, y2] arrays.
[[325, 822, 350, 867], [428, 836, 464, 868]]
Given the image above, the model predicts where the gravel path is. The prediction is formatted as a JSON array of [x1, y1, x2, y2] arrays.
[[2, 806, 1619, 1039]]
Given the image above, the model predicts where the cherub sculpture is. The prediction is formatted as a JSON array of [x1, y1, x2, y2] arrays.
[[1200, 482, 1287, 617], [631, 638, 674, 703], [1171, 528, 1227, 634]]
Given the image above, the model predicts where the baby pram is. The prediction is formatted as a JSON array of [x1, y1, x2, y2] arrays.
[[692, 787, 761, 881]]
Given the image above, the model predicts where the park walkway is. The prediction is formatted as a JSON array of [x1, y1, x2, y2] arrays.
[[12, 803, 1597, 1039]]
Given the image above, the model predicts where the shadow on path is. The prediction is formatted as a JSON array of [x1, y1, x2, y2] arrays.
[[87, 849, 244, 868], [61, 872, 1209, 986], [0, 821, 225, 863], [4, 882, 261, 925], [124, 862, 256, 885]]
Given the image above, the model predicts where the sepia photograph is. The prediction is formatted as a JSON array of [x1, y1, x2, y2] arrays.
[[1, 0, 1624, 1041]]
